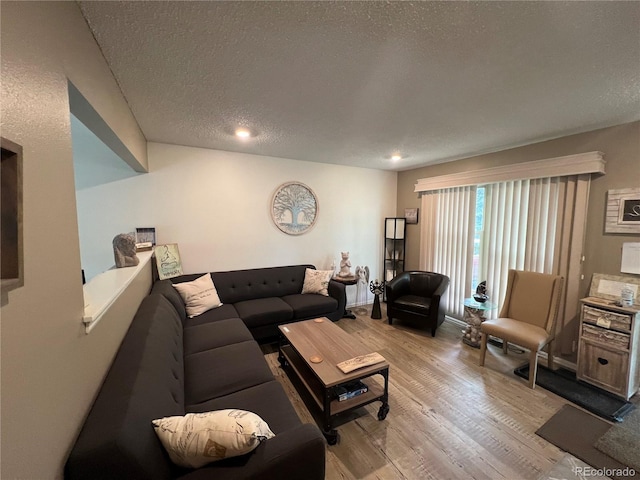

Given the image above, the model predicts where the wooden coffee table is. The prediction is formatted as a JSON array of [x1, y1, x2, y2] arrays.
[[278, 318, 390, 444]]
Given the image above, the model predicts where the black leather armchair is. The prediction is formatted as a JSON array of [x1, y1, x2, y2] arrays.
[[386, 271, 450, 336]]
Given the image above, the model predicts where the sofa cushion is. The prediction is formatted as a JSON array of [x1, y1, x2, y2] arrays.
[[234, 297, 293, 328], [187, 381, 302, 434], [183, 318, 254, 356], [301, 268, 333, 296], [182, 382, 326, 480], [173, 274, 223, 317], [184, 341, 274, 406], [282, 294, 339, 320], [210, 265, 314, 304], [183, 304, 240, 328], [152, 410, 275, 468], [393, 294, 432, 315]]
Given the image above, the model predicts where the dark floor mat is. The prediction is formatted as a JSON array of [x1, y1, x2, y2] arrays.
[[514, 363, 634, 422], [536, 404, 639, 480]]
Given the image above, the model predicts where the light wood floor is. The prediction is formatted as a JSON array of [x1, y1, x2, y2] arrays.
[[264, 306, 569, 480]]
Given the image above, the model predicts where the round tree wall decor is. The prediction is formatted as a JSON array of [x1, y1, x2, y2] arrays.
[[271, 182, 318, 235]]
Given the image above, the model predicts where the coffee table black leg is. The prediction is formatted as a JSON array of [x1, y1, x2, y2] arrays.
[[277, 336, 288, 368], [323, 389, 339, 445], [377, 369, 390, 421]]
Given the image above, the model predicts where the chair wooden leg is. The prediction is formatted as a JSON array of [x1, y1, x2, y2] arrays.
[[502, 340, 508, 354], [529, 350, 538, 389], [479, 333, 488, 366], [547, 340, 555, 370]]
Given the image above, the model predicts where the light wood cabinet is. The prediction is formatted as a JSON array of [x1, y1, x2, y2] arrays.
[[577, 297, 640, 400]]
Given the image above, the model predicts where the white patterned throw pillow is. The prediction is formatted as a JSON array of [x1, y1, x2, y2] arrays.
[[152, 410, 275, 468], [301, 268, 333, 296], [172, 274, 222, 317]]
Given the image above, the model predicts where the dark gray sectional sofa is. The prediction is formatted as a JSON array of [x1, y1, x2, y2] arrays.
[[65, 265, 343, 480], [155, 264, 346, 341]]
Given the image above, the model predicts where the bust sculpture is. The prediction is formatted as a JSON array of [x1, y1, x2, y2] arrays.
[[113, 233, 140, 268]]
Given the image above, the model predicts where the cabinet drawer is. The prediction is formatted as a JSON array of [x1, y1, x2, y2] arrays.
[[583, 305, 632, 332], [581, 323, 629, 349], [578, 340, 629, 396]]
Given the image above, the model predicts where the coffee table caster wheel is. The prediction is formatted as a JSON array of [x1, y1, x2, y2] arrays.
[[278, 355, 288, 368], [377, 403, 389, 420], [324, 430, 339, 445]]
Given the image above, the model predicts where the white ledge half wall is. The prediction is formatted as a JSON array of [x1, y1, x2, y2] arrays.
[[82, 250, 153, 333], [414, 151, 606, 193]]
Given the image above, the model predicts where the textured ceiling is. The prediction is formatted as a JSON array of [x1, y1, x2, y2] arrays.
[[78, 1, 640, 171]]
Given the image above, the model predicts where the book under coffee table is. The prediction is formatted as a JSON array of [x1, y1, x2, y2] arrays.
[[278, 318, 390, 445]]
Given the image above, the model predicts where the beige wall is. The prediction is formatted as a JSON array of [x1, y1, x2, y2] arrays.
[[1, 2, 148, 478], [398, 121, 640, 297]]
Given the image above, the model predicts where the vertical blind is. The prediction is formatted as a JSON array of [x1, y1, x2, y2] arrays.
[[420, 186, 476, 318], [415, 152, 604, 356], [479, 178, 561, 310], [420, 174, 590, 354]]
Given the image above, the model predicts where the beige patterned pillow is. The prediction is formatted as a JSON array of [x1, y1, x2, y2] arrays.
[[301, 269, 333, 296], [172, 274, 222, 317], [152, 410, 275, 468]]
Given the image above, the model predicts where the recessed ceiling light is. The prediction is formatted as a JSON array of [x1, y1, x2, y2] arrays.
[[235, 128, 251, 138], [391, 154, 402, 161]]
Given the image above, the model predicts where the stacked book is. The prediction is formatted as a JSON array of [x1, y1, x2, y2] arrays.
[[334, 380, 368, 402]]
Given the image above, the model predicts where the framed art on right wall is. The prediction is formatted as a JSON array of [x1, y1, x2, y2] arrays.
[[605, 188, 640, 234]]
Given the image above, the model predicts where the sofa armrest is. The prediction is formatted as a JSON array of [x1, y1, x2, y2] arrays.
[[251, 423, 326, 480], [328, 279, 346, 316], [180, 423, 326, 480], [385, 274, 409, 302], [430, 275, 450, 321]]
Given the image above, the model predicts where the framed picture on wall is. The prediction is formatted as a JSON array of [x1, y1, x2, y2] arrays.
[[405, 208, 419, 224], [271, 182, 318, 235], [606, 188, 640, 234]]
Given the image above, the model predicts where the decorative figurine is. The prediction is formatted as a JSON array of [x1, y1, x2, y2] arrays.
[[113, 233, 139, 268], [337, 251, 352, 278], [355, 266, 370, 311], [473, 280, 488, 303], [369, 279, 385, 319]]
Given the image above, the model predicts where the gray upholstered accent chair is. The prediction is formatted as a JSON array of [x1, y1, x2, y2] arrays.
[[385, 271, 450, 336], [479, 269, 564, 389]]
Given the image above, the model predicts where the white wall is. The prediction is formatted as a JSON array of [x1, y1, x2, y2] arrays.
[[77, 142, 398, 305], [0, 3, 147, 479], [72, 114, 143, 281]]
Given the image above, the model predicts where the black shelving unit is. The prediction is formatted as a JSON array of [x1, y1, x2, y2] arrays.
[[383, 218, 406, 300]]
